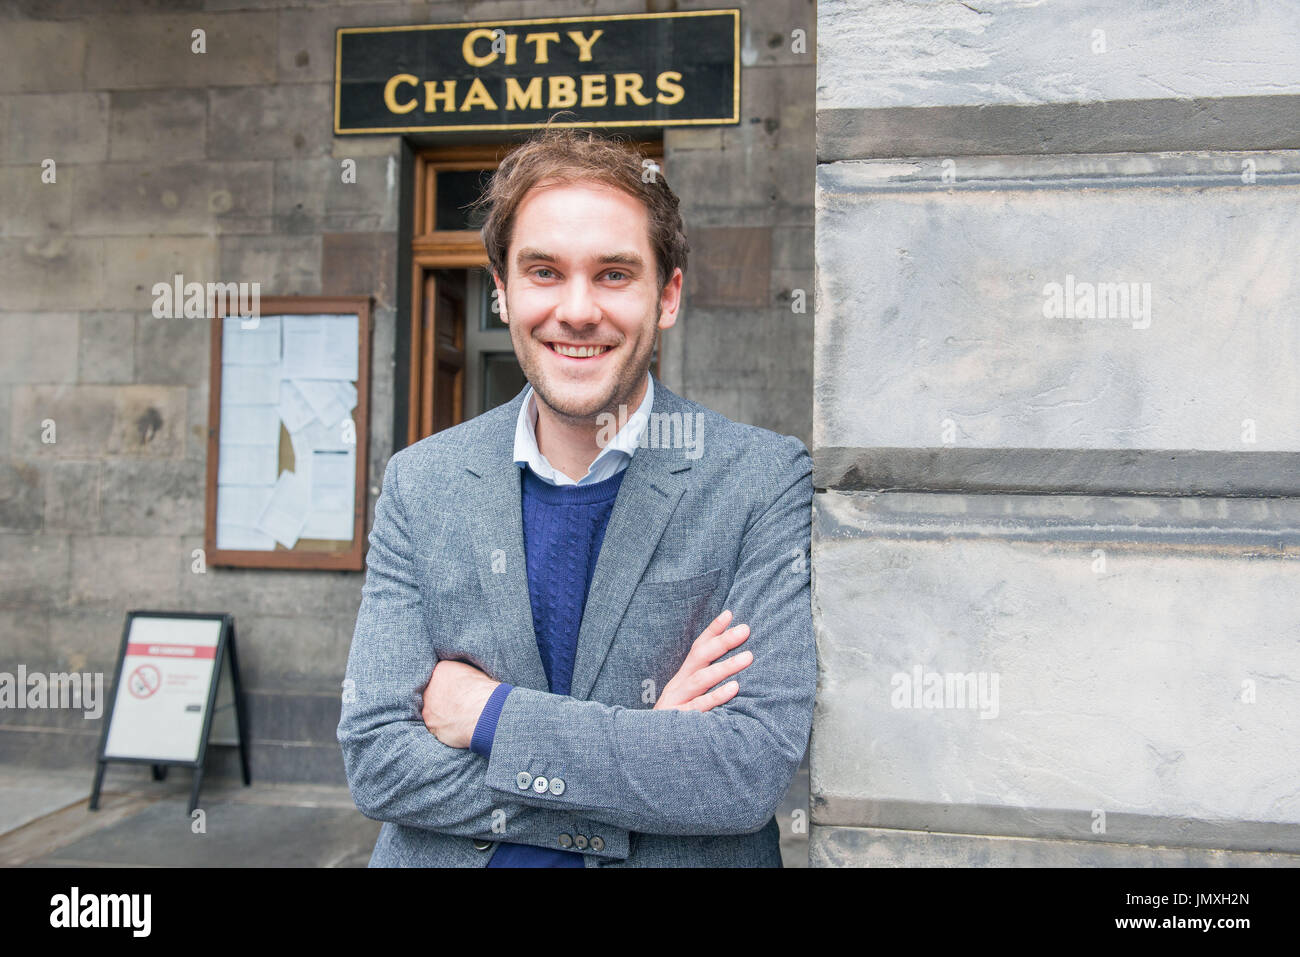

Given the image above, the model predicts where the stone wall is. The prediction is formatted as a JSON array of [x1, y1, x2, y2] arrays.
[[812, 0, 1300, 865], [0, 0, 816, 785]]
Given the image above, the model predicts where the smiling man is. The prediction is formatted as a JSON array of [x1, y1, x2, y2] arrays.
[[338, 126, 816, 867]]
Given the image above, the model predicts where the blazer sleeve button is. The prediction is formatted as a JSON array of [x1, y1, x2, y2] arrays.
[[590, 835, 604, 852], [515, 771, 533, 790], [574, 834, 589, 850], [532, 775, 549, 793], [558, 833, 573, 848], [548, 777, 565, 795]]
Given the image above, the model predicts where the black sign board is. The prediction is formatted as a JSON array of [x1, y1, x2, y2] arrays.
[[90, 611, 250, 815], [335, 10, 740, 134]]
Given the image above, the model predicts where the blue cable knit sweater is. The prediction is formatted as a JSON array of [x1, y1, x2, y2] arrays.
[[470, 465, 627, 867]]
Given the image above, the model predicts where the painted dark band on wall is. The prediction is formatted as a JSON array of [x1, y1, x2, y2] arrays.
[[335, 10, 740, 134]]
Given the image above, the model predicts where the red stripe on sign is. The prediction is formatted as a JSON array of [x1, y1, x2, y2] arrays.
[[126, 643, 217, 659]]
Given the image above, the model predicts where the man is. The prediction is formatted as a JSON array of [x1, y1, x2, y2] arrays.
[[338, 127, 815, 867]]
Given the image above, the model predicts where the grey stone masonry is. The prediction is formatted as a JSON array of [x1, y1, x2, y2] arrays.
[[813, 0, 1300, 865]]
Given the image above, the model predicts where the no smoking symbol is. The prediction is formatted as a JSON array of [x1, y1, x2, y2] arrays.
[[128, 664, 161, 699]]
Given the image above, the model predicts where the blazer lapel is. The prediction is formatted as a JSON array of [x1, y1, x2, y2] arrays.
[[568, 376, 693, 700], [465, 388, 550, 691], [463, 375, 695, 699]]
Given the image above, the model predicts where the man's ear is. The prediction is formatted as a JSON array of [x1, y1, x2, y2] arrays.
[[657, 267, 683, 330]]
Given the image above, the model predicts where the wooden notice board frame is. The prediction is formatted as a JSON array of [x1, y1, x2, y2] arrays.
[[205, 296, 371, 571]]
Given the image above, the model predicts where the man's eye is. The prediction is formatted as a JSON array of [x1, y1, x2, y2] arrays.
[[534, 268, 555, 279], [604, 270, 628, 281]]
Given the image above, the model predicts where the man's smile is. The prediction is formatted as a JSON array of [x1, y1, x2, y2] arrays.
[[545, 340, 615, 360]]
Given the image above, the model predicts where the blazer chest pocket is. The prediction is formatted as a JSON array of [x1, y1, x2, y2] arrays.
[[627, 566, 722, 606], [614, 567, 724, 704]]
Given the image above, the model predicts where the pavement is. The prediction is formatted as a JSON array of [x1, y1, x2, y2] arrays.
[[0, 759, 809, 867]]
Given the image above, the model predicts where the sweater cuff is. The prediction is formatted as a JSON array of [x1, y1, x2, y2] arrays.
[[470, 682, 514, 757]]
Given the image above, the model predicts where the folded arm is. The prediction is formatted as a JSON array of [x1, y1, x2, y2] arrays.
[[336, 453, 632, 860], [476, 437, 816, 836]]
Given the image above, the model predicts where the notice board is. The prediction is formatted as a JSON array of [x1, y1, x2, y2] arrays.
[[205, 296, 371, 571]]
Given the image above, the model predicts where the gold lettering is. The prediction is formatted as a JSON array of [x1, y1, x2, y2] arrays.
[[548, 75, 577, 108], [460, 77, 498, 111], [462, 28, 497, 67], [580, 74, 607, 107], [525, 32, 561, 64], [614, 73, 651, 106], [505, 76, 543, 110], [424, 80, 457, 113], [566, 29, 604, 62], [656, 71, 684, 105], [505, 33, 518, 65], [384, 73, 419, 114]]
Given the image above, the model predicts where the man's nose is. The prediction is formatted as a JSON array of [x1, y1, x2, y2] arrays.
[[554, 276, 601, 326]]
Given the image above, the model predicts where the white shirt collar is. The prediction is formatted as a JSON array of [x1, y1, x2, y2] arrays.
[[513, 372, 654, 486]]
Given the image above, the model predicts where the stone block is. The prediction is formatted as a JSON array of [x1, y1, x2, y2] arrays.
[[100, 236, 217, 311], [815, 151, 1300, 494], [0, 609, 50, 671], [0, 92, 110, 164], [68, 534, 181, 607], [0, 313, 78, 384], [43, 461, 101, 533], [98, 458, 205, 536], [83, 11, 277, 90], [0, 20, 87, 94], [134, 313, 210, 386], [78, 312, 135, 385], [273, 156, 398, 234], [46, 606, 126, 676], [10, 384, 187, 459], [208, 84, 334, 161], [687, 227, 771, 307], [0, 238, 104, 312], [811, 489, 1300, 853], [234, 615, 354, 691], [809, 824, 1300, 867], [817, 0, 1300, 158], [0, 460, 43, 532], [217, 235, 321, 295], [0, 164, 73, 237], [108, 88, 207, 162], [74, 161, 272, 236], [321, 232, 396, 309], [0, 532, 69, 608]]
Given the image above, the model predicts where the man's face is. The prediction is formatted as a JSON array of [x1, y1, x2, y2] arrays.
[[494, 179, 681, 425]]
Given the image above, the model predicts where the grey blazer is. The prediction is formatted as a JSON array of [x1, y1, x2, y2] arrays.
[[337, 373, 816, 867]]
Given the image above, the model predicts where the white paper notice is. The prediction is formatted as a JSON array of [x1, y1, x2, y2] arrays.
[[281, 315, 358, 380], [256, 470, 309, 548], [220, 404, 281, 447], [216, 523, 276, 550], [218, 443, 279, 486], [293, 379, 349, 429], [216, 484, 275, 528], [310, 450, 354, 510], [221, 364, 280, 405], [277, 380, 316, 433], [222, 315, 281, 365]]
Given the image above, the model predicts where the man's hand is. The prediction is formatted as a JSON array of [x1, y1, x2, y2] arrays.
[[654, 609, 753, 712], [421, 659, 501, 749]]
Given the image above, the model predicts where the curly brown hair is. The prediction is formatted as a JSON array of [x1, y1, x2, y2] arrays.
[[472, 122, 689, 297]]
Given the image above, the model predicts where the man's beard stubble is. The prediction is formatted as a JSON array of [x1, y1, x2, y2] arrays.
[[507, 293, 657, 427]]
